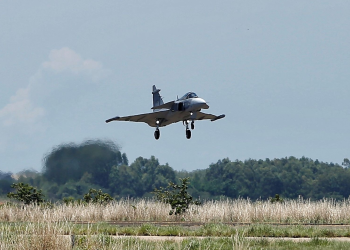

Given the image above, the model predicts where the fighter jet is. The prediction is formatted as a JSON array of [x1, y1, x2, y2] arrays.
[[106, 85, 225, 140]]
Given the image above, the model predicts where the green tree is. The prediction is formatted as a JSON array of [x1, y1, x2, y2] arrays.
[[7, 183, 45, 205], [199, 156, 350, 200], [109, 156, 176, 197], [109, 165, 139, 197], [0, 171, 14, 195], [43, 140, 123, 188]]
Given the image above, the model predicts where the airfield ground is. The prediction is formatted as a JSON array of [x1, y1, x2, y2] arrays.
[[2, 199, 350, 248]]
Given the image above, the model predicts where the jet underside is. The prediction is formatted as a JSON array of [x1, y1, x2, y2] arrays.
[[106, 85, 225, 139]]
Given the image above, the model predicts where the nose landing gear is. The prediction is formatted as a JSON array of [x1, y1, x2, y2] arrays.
[[191, 121, 195, 130], [154, 120, 160, 140]]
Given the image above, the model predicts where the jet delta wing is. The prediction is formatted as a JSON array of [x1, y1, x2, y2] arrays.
[[106, 110, 169, 127], [106, 85, 225, 140], [183, 112, 226, 122]]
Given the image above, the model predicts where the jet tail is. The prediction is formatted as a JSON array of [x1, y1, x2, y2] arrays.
[[152, 85, 164, 111]]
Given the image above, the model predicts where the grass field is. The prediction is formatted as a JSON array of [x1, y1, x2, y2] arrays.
[[2, 197, 350, 224], [1, 222, 350, 249], [1, 198, 350, 249]]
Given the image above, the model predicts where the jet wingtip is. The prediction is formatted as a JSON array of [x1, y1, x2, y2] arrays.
[[211, 114, 225, 122], [105, 116, 120, 123]]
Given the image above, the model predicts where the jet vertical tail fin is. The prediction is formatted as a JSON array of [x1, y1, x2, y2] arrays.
[[152, 85, 164, 111]]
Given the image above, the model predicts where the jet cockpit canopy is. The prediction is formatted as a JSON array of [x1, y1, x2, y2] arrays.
[[179, 92, 198, 100]]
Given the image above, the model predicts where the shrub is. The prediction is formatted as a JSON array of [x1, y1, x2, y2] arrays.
[[270, 194, 284, 203], [62, 196, 76, 205], [153, 177, 201, 215], [83, 188, 113, 204]]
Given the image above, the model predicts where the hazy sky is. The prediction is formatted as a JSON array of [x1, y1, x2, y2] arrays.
[[1, 1, 349, 173]]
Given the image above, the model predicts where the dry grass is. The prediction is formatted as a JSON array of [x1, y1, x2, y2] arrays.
[[1, 198, 350, 224], [2, 198, 350, 249], [0, 221, 72, 249]]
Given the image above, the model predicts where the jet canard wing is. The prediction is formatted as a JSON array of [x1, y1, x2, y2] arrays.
[[106, 110, 169, 127]]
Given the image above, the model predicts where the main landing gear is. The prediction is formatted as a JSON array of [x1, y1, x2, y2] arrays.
[[186, 129, 191, 139], [184, 120, 195, 139], [154, 120, 195, 140], [154, 128, 160, 140]]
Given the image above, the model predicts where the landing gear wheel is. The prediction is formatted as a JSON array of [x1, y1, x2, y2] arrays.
[[186, 129, 191, 139], [154, 129, 160, 140], [191, 121, 195, 130]]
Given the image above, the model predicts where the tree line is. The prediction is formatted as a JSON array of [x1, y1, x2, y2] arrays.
[[1, 140, 350, 201]]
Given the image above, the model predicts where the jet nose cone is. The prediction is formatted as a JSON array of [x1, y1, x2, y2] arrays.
[[193, 98, 209, 109], [199, 98, 209, 109]]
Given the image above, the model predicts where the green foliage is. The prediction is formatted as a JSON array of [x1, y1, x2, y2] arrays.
[[4, 151, 350, 202], [7, 182, 45, 205], [270, 194, 284, 203], [0, 180, 13, 195], [83, 188, 113, 204], [62, 196, 76, 205], [43, 140, 123, 187], [0, 171, 14, 195], [109, 156, 176, 197], [153, 177, 201, 215], [202, 156, 350, 200]]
